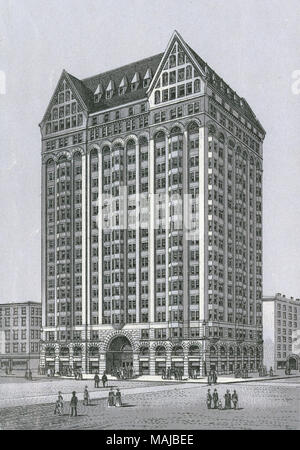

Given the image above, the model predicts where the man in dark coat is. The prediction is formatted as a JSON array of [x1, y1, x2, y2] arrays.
[[213, 370, 218, 384], [206, 389, 212, 409], [70, 391, 78, 417], [102, 372, 108, 388], [94, 372, 100, 388], [232, 390, 238, 409], [213, 388, 219, 409]]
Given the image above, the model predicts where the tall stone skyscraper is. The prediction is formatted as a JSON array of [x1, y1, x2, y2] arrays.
[[40, 31, 265, 376]]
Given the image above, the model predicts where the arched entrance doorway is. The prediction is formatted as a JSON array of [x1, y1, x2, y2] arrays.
[[106, 336, 133, 375]]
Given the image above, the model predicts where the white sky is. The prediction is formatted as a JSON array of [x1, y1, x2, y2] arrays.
[[0, 0, 299, 303]]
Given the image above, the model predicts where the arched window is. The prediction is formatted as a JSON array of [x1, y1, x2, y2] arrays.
[[140, 346, 149, 356], [73, 346, 82, 357], [243, 347, 248, 357], [229, 347, 234, 357], [208, 124, 216, 137], [58, 154, 67, 164], [126, 139, 136, 150], [73, 151, 82, 161], [155, 346, 166, 356], [139, 136, 148, 147], [220, 346, 226, 357], [172, 346, 183, 356], [90, 148, 98, 157], [45, 347, 55, 357], [189, 345, 200, 356], [210, 346, 217, 356], [154, 131, 165, 142], [186, 65, 192, 80], [194, 79, 201, 93], [155, 91, 161, 104], [89, 346, 99, 357], [60, 347, 69, 356], [102, 145, 110, 157], [228, 139, 235, 149], [188, 122, 199, 134], [218, 133, 225, 144], [170, 126, 182, 136]]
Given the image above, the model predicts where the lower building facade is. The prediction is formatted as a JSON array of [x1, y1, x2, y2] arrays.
[[263, 293, 300, 371], [40, 326, 262, 376], [0, 302, 42, 374]]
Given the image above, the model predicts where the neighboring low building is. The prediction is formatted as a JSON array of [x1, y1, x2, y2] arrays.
[[263, 293, 300, 370], [0, 302, 42, 373]]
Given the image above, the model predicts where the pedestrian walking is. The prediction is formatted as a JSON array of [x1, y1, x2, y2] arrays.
[[94, 372, 100, 388], [213, 389, 219, 409], [224, 389, 232, 410], [232, 390, 238, 410], [108, 387, 115, 407], [269, 366, 273, 377], [83, 386, 90, 406], [207, 370, 212, 386], [70, 391, 78, 417], [54, 399, 63, 416], [206, 389, 212, 409], [213, 370, 218, 384], [102, 372, 108, 388], [115, 388, 122, 407], [54, 391, 64, 415]]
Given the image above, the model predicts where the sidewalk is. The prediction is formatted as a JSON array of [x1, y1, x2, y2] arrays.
[[80, 372, 300, 384]]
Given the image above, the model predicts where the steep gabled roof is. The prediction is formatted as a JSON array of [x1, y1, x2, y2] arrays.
[[43, 31, 264, 134], [81, 53, 163, 113]]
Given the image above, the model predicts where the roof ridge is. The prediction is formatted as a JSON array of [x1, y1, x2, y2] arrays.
[[81, 52, 164, 83]]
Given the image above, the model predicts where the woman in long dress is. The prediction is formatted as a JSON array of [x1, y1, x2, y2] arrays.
[[108, 388, 115, 407], [115, 388, 122, 407]]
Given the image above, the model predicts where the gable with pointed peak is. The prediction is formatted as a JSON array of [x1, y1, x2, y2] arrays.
[[147, 31, 206, 108], [40, 69, 91, 126], [147, 30, 206, 98]]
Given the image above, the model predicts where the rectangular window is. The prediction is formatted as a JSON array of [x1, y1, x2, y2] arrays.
[[177, 84, 185, 98]]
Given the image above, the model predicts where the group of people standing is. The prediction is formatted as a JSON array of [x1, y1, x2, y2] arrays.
[[94, 372, 108, 388], [207, 369, 218, 385], [234, 367, 249, 378], [111, 366, 134, 380], [161, 367, 184, 380], [107, 387, 122, 407], [53, 383, 123, 417], [206, 388, 239, 410]]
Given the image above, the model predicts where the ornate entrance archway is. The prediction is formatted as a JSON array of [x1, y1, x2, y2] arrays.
[[106, 336, 133, 375]]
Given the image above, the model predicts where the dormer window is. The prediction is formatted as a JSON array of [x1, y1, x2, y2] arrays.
[[143, 68, 152, 88], [94, 84, 103, 103], [106, 80, 115, 99], [118, 76, 128, 96], [131, 72, 140, 91]]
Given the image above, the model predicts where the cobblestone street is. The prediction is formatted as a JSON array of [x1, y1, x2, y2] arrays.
[[0, 378, 299, 430]]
